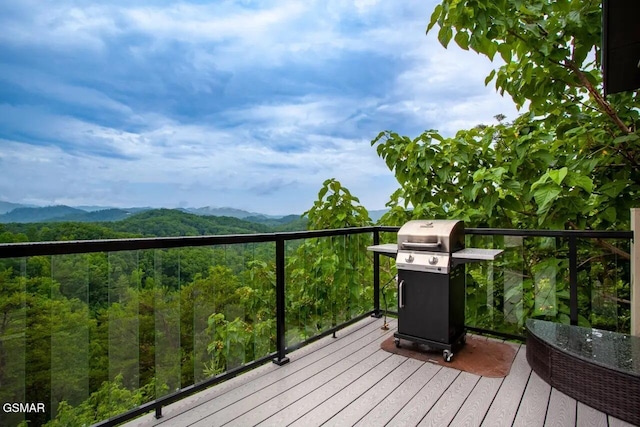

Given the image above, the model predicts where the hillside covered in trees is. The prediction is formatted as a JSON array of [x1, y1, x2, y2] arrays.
[[0, 209, 308, 243]]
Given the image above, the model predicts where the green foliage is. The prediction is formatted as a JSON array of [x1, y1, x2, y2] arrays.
[[368, 0, 636, 336], [44, 375, 154, 427], [282, 179, 374, 344], [374, 0, 639, 231], [303, 179, 372, 229], [420, 0, 640, 228]]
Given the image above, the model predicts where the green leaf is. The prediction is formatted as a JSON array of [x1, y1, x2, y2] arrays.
[[602, 207, 617, 222], [530, 172, 549, 192], [472, 167, 486, 182], [599, 180, 630, 198], [613, 134, 639, 145], [566, 174, 593, 193], [534, 185, 561, 216], [501, 194, 524, 212], [484, 69, 496, 86], [498, 43, 512, 63], [548, 167, 568, 186], [427, 4, 442, 33], [454, 31, 469, 50], [318, 185, 328, 200], [486, 41, 498, 60], [438, 25, 453, 47]]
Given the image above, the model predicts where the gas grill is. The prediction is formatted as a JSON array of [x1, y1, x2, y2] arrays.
[[369, 219, 502, 362]]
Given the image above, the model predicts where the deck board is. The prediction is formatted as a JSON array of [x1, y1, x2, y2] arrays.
[[512, 370, 551, 427], [544, 388, 576, 427], [251, 349, 392, 427], [121, 317, 623, 427], [287, 354, 406, 426], [609, 416, 638, 427], [194, 323, 393, 426], [417, 371, 480, 426], [577, 402, 608, 427], [323, 358, 423, 427], [353, 361, 442, 427], [449, 376, 504, 427], [481, 346, 532, 427], [385, 367, 460, 426]]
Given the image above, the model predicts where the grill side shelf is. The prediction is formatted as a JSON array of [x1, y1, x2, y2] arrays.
[[367, 243, 398, 258], [452, 248, 503, 263]]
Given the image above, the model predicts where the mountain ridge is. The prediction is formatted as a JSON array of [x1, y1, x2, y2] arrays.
[[0, 202, 298, 224], [0, 201, 388, 224]]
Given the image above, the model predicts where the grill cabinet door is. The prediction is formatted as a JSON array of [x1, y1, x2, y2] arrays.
[[397, 266, 465, 346]]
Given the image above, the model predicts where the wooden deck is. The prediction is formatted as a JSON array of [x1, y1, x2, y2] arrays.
[[123, 317, 637, 427]]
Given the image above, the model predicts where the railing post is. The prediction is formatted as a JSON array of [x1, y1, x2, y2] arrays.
[[372, 228, 381, 318], [273, 237, 290, 365], [631, 208, 640, 336], [569, 235, 578, 326]]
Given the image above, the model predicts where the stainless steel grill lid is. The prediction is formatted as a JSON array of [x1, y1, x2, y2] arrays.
[[397, 220, 465, 254], [396, 220, 465, 274]]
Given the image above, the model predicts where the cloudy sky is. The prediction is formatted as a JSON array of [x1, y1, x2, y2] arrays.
[[0, 0, 519, 215]]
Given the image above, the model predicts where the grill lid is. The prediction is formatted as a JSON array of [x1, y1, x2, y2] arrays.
[[397, 220, 464, 254]]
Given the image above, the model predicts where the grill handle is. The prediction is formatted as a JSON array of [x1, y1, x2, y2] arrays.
[[401, 241, 441, 250], [399, 280, 405, 308]]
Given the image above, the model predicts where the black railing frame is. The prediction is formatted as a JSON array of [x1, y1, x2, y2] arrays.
[[0, 225, 633, 426]]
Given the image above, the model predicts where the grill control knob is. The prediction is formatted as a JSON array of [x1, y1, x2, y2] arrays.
[[428, 256, 439, 265], [405, 254, 414, 263]]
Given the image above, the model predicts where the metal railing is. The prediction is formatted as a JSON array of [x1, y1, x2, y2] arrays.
[[0, 225, 633, 426]]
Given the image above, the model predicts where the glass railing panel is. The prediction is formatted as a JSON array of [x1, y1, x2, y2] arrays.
[[329, 235, 342, 327], [351, 233, 374, 318], [284, 232, 375, 350], [531, 237, 560, 319], [151, 248, 181, 399], [0, 258, 27, 427], [502, 236, 524, 329], [465, 234, 504, 333], [192, 244, 236, 378], [465, 233, 564, 336], [195, 242, 277, 377], [24, 255, 54, 426], [578, 238, 631, 333], [378, 231, 398, 312], [50, 254, 91, 419], [221, 243, 249, 371], [190, 246, 220, 383], [285, 238, 308, 347], [462, 233, 633, 336], [317, 235, 340, 334], [243, 242, 276, 365], [107, 250, 140, 397], [332, 233, 374, 321]]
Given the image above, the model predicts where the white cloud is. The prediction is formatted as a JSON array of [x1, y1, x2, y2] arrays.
[[0, 0, 523, 213]]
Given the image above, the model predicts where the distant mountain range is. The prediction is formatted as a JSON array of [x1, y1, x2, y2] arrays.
[[0, 204, 295, 224], [0, 201, 388, 224]]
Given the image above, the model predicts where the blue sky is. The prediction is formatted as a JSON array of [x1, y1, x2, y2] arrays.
[[0, 0, 519, 215]]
